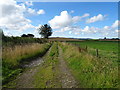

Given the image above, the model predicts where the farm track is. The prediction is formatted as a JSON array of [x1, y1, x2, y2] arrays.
[[13, 66, 39, 88], [7, 45, 53, 88], [6, 43, 78, 88], [58, 46, 78, 88]]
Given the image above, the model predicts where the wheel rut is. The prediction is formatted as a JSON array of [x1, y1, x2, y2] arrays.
[[58, 46, 78, 88], [6, 44, 78, 88], [6, 45, 52, 88]]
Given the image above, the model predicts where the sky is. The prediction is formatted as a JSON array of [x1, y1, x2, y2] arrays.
[[0, 0, 119, 39]]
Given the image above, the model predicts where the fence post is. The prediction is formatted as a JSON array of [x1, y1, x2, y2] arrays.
[[78, 47, 81, 52], [96, 49, 99, 57], [85, 46, 87, 51]]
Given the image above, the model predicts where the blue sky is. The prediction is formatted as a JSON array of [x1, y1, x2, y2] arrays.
[[0, 0, 119, 39]]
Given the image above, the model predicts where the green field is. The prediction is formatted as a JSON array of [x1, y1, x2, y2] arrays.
[[68, 41, 119, 62], [68, 41, 118, 52]]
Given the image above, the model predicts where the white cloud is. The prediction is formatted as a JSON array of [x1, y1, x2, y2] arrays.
[[82, 26, 91, 32], [81, 13, 90, 18], [49, 11, 72, 29], [60, 26, 71, 32], [52, 16, 119, 38], [70, 10, 74, 13], [74, 32, 80, 35], [51, 13, 118, 37], [54, 26, 81, 35], [104, 26, 110, 29], [35, 24, 42, 29], [27, 8, 35, 14], [111, 20, 120, 28], [86, 14, 105, 23], [69, 31, 72, 34], [0, 0, 37, 32], [27, 8, 45, 15], [60, 26, 99, 35], [72, 16, 81, 23], [20, 24, 35, 31], [37, 9, 45, 14], [0, 14, 31, 25], [115, 30, 119, 32], [0, 1, 26, 18], [1, 23, 35, 31], [49, 11, 89, 29], [25, 1, 33, 6], [72, 13, 89, 23], [54, 20, 119, 37], [0, 0, 45, 33]]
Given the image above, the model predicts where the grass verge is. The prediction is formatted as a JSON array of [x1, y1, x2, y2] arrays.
[[60, 42, 118, 88], [2, 43, 51, 85]]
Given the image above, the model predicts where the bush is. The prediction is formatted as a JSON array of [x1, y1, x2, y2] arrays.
[[2, 36, 44, 46]]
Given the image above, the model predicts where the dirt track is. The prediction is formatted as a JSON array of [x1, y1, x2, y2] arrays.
[[58, 46, 77, 88], [7, 44, 78, 88]]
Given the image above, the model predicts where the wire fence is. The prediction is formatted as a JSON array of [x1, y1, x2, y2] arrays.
[[69, 43, 118, 61]]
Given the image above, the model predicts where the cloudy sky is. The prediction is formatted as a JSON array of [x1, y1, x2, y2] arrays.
[[0, 0, 119, 38]]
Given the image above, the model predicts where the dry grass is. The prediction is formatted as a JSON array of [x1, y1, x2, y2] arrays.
[[2, 43, 51, 85], [2, 43, 50, 66]]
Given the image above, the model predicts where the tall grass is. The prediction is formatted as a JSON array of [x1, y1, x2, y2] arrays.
[[2, 43, 51, 85], [3, 43, 51, 66], [60, 42, 118, 88]]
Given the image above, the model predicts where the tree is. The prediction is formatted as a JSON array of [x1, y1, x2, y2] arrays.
[[21, 34, 34, 38], [27, 34, 34, 38], [104, 37, 106, 39], [21, 34, 28, 37], [38, 24, 52, 39]]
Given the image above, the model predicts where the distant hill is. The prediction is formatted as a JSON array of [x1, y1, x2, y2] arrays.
[[48, 37, 120, 42], [48, 37, 83, 41]]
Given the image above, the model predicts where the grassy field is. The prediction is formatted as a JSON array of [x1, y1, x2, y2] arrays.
[[2, 43, 51, 85], [68, 41, 118, 52], [68, 41, 118, 62], [60, 42, 118, 88]]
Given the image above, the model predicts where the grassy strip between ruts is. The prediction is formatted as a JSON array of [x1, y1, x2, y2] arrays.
[[59, 42, 118, 88], [2, 43, 52, 85], [33, 42, 61, 88]]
